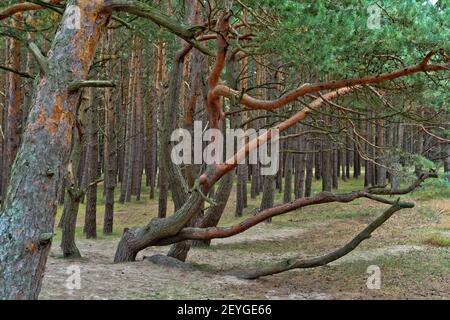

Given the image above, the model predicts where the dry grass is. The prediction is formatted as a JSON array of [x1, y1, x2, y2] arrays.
[[43, 177, 450, 300]]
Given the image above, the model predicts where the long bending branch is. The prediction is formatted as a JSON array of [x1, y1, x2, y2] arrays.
[[369, 171, 438, 195], [154, 171, 435, 246], [231, 199, 414, 279], [200, 87, 355, 189], [211, 53, 449, 110]]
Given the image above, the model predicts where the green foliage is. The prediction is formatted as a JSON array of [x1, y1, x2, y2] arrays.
[[423, 233, 450, 247], [246, 0, 449, 76], [411, 154, 439, 170], [415, 173, 450, 199]]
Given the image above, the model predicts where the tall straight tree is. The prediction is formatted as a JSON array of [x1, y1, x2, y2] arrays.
[[119, 41, 136, 203], [84, 88, 98, 239], [131, 40, 144, 200], [103, 29, 117, 234], [0, 0, 110, 299]]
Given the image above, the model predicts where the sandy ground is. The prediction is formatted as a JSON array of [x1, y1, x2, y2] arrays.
[[40, 199, 450, 300]]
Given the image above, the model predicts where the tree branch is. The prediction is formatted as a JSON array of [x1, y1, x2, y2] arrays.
[[201, 87, 355, 188], [154, 171, 436, 246], [29, 42, 49, 75], [0, 0, 61, 21], [68, 80, 116, 92], [103, 0, 213, 56], [230, 199, 414, 279], [211, 53, 449, 110], [0, 65, 33, 79]]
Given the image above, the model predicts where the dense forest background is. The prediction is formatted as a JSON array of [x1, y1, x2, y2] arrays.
[[0, 0, 449, 300]]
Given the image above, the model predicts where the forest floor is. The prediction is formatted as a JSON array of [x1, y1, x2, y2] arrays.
[[40, 178, 450, 300]]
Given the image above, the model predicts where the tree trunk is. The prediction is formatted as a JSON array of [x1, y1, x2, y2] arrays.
[[60, 89, 90, 258], [0, 1, 108, 299], [295, 137, 306, 198], [119, 44, 136, 203], [84, 88, 98, 239], [236, 164, 246, 217], [132, 42, 144, 201], [283, 145, 293, 203], [304, 140, 314, 197], [2, 15, 23, 203], [376, 119, 386, 185], [321, 136, 332, 192], [103, 29, 117, 235]]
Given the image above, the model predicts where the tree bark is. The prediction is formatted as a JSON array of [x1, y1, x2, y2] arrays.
[[103, 29, 117, 234], [2, 15, 23, 203], [131, 41, 144, 200], [119, 43, 136, 203], [0, 1, 109, 299], [304, 140, 314, 197], [84, 88, 98, 239], [60, 93, 89, 258]]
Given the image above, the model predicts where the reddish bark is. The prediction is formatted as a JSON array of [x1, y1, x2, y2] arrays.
[[0, 0, 109, 299]]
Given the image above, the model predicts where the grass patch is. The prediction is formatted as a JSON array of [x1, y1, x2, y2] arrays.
[[423, 233, 450, 247]]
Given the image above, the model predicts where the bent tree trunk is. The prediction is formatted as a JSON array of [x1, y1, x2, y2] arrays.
[[192, 171, 234, 247], [60, 93, 89, 258], [0, 1, 109, 300]]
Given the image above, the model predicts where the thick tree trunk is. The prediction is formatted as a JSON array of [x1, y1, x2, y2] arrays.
[[60, 191, 82, 258], [160, 46, 189, 213], [192, 172, 234, 247], [0, 1, 108, 299]]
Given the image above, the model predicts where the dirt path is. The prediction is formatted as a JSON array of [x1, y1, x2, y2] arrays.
[[40, 200, 450, 300]]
